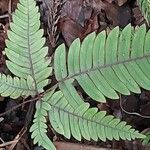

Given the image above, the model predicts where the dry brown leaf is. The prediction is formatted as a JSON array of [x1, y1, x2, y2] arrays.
[[59, 0, 101, 46], [59, 16, 86, 46], [55, 142, 118, 150], [0, 0, 18, 14]]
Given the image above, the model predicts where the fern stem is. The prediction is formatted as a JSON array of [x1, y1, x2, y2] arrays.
[[119, 95, 150, 119]]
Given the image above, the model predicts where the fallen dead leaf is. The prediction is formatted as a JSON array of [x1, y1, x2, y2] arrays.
[[59, 16, 86, 46], [54, 141, 118, 150]]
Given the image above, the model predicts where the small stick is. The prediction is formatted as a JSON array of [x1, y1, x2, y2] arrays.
[[8, 0, 12, 22], [0, 97, 39, 117], [120, 94, 150, 119], [0, 140, 18, 148], [0, 14, 9, 19]]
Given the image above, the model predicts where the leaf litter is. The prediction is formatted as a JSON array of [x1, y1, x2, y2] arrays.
[[0, 0, 150, 149]]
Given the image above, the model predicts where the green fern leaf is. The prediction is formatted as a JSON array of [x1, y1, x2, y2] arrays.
[[30, 91, 56, 150], [143, 132, 150, 145], [5, 0, 52, 92], [54, 24, 150, 103], [45, 91, 145, 142], [138, 0, 150, 24], [0, 73, 36, 98], [31, 91, 145, 150]]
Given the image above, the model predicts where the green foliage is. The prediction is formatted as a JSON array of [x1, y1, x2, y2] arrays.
[[30, 91, 56, 150], [0, 0, 149, 150], [48, 91, 145, 141], [54, 24, 150, 103], [138, 0, 150, 24], [0, 74, 36, 98], [142, 132, 150, 145], [31, 91, 145, 150], [5, 0, 52, 93]]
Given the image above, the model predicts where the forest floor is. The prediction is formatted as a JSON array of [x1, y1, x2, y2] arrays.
[[0, 0, 150, 150]]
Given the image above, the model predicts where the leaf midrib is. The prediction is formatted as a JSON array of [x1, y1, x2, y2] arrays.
[[51, 104, 141, 137], [58, 53, 150, 84], [27, 0, 38, 91], [0, 80, 36, 92], [38, 107, 54, 149]]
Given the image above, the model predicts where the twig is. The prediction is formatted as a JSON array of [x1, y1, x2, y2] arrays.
[[0, 140, 18, 148], [19, 138, 30, 150], [120, 94, 150, 119], [0, 14, 9, 19], [0, 97, 39, 117], [24, 100, 36, 127], [8, 127, 27, 150], [8, 0, 12, 22], [0, 127, 27, 149], [0, 138, 5, 143]]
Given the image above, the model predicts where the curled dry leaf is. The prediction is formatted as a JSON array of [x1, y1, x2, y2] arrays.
[[59, 16, 86, 46], [59, 0, 102, 46], [94, 1, 131, 27], [132, 6, 146, 26], [61, 0, 83, 22]]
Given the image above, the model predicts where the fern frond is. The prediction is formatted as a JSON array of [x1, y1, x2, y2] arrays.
[[54, 24, 150, 103], [30, 91, 145, 150], [142, 131, 150, 145], [46, 91, 145, 142], [30, 91, 56, 150], [5, 0, 52, 92], [138, 0, 150, 24], [0, 73, 36, 98]]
